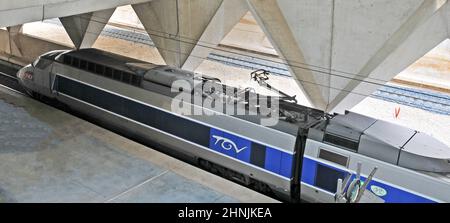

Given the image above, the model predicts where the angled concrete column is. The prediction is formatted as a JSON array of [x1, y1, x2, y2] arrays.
[[246, 0, 332, 111], [327, 0, 449, 113], [0, 0, 152, 28], [6, 25, 24, 57], [59, 8, 115, 49], [132, 0, 224, 68], [247, 0, 449, 112], [182, 0, 249, 71], [446, 1, 450, 36]]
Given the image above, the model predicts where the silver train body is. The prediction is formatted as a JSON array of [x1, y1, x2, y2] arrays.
[[17, 49, 450, 203]]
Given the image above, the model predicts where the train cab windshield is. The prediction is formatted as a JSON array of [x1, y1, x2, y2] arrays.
[[33, 50, 66, 68], [32, 58, 40, 67], [32, 56, 55, 70]]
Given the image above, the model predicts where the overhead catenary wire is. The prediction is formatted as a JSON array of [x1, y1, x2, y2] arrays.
[[67, 12, 395, 85], [69, 33, 446, 105], [6, 5, 450, 117], [62, 29, 382, 99], [7, 2, 440, 89], [35, 13, 431, 102], [16, 18, 450, 110]]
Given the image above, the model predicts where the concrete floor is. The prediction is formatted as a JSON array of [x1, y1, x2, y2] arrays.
[[0, 87, 277, 203]]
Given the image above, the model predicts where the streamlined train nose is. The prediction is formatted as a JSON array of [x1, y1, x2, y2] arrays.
[[399, 132, 450, 172], [17, 65, 33, 80], [16, 68, 25, 80], [16, 67, 23, 78]]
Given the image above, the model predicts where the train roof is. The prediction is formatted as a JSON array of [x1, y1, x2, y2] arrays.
[[326, 111, 450, 173], [59, 48, 161, 74]]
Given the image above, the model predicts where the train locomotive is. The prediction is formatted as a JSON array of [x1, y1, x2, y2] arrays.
[[17, 48, 450, 203]]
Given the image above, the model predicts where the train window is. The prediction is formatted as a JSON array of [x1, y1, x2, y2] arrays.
[[323, 133, 359, 151], [95, 64, 105, 75], [122, 72, 131, 83], [113, 70, 122, 81], [88, 62, 96, 72], [72, 57, 80, 68], [131, 75, 141, 86], [63, 55, 72, 65], [34, 59, 52, 69], [80, 60, 87, 70], [104, 67, 113, 78], [318, 149, 349, 167], [314, 164, 347, 193]]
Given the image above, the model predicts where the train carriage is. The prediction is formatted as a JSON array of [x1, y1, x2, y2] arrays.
[[17, 48, 450, 203]]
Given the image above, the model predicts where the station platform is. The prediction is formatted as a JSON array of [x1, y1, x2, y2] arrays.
[[0, 87, 277, 203]]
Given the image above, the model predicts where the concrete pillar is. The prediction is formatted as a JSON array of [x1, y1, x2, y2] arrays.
[[0, 0, 152, 28], [181, 0, 249, 71], [327, 0, 449, 113], [246, 0, 449, 112], [330, 0, 450, 112], [246, 0, 331, 111], [6, 25, 24, 57], [132, 0, 224, 68], [59, 8, 115, 49], [446, 1, 450, 37]]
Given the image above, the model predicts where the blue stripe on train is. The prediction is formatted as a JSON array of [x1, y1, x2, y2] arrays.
[[209, 128, 293, 178], [264, 147, 293, 178], [301, 157, 436, 203], [56, 75, 291, 180]]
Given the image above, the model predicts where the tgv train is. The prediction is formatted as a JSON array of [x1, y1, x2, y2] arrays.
[[17, 48, 450, 203]]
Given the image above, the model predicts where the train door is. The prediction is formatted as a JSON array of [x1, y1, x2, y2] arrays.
[[300, 145, 386, 203], [300, 146, 353, 202]]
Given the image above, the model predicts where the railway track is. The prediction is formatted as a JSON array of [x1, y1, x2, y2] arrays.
[[205, 53, 450, 115], [373, 85, 450, 115], [0, 66, 25, 95]]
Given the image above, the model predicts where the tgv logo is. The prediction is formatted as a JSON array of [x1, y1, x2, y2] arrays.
[[212, 135, 248, 154]]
